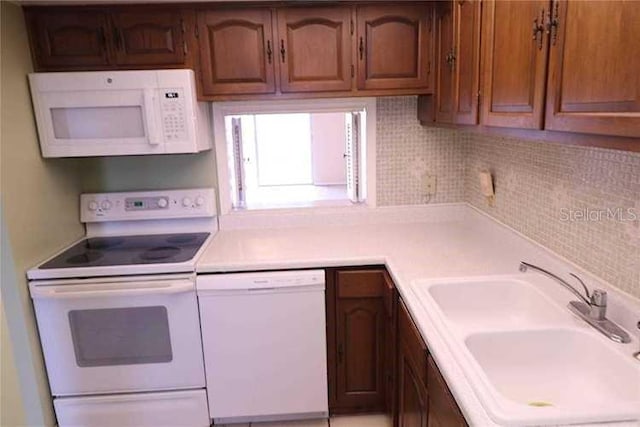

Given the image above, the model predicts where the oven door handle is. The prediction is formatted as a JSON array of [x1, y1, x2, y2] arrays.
[[30, 280, 194, 299]]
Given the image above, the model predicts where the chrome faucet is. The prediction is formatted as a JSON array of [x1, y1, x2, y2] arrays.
[[519, 261, 631, 344]]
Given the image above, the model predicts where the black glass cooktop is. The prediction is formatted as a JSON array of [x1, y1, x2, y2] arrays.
[[40, 232, 210, 269]]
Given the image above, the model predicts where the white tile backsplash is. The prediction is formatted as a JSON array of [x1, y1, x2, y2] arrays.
[[376, 97, 465, 206], [375, 96, 639, 298], [463, 132, 640, 298]]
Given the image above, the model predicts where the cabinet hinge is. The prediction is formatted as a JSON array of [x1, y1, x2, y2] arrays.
[[350, 19, 354, 35], [181, 19, 188, 55], [351, 64, 354, 78], [427, 60, 431, 75]]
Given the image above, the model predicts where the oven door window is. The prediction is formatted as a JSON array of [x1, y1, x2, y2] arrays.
[[68, 306, 173, 367]]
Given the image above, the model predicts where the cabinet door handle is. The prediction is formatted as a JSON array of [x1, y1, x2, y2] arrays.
[[546, 1, 560, 46], [532, 9, 545, 50], [266, 40, 272, 64], [359, 37, 364, 60], [338, 343, 344, 364], [280, 39, 286, 63], [446, 49, 456, 70]]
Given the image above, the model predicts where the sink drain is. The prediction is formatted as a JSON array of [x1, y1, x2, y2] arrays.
[[528, 401, 553, 407]]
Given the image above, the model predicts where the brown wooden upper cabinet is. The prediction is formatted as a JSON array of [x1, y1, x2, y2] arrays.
[[434, 0, 481, 125], [197, 6, 353, 96], [327, 268, 395, 414], [544, 0, 640, 137], [356, 4, 434, 91], [480, 0, 550, 129], [277, 7, 353, 93], [480, 0, 639, 137], [25, 7, 189, 71], [26, 9, 112, 69], [197, 8, 276, 95], [111, 10, 186, 66]]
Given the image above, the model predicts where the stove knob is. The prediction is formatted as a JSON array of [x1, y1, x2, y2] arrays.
[[195, 196, 205, 207], [182, 197, 192, 207], [101, 200, 112, 211], [88, 201, 98, 211], [157, 198, 168, 208]]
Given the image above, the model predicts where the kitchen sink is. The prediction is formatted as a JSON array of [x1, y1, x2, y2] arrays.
[[426, 278, 569, 329], [412, 275, 640, 425], [465, 329, 640, 425]]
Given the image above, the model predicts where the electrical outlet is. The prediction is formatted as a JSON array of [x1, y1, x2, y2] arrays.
[[424, 174, 437, 196]]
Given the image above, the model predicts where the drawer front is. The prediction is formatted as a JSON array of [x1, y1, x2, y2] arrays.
[[337, 269, 384, 298], [54, 389, 210, 427]]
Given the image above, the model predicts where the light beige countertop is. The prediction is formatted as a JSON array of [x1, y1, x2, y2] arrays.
[[197, 204, 640, 427]]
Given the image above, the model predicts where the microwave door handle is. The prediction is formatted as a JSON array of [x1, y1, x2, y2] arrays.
[[143, 89, 161, 146], [30, 281, 193, 299]]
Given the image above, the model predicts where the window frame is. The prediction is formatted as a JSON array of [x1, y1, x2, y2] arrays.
[[212, 97, 377, 215]]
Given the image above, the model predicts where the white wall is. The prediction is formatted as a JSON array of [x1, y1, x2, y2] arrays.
[[310, 113, 347, 186]]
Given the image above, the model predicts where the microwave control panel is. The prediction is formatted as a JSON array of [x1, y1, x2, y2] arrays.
[[160, 88, 188, 142]]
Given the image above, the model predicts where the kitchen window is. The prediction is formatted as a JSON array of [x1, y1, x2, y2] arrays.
[[212, 98, 376, 214]]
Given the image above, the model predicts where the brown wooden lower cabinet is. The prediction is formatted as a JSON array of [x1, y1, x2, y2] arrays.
[[427, 356, 467, 427], [326, 267, 396, 415], [397, 299, 468, 427], [327, 267, 467, 426], [397, 299, 429, 427]]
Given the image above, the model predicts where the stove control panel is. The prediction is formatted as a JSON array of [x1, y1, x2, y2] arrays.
[[81, 188, 216, 223]]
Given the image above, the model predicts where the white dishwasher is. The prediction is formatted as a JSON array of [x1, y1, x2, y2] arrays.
[[197, 270, 328, 424]]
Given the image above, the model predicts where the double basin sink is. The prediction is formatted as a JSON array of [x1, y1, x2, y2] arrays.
[[412, 277, 640, 426]]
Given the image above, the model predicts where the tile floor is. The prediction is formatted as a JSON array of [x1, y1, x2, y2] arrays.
[[218, 414, 393, 427]]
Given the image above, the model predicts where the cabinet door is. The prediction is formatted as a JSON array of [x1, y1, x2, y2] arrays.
[[427, 356, 467, 427], [333, 269, 387, 412], [356, 4, 433, 91], [452, 0, 481, 125], [111, 10, 186, 66], [397, 301, 428, 427], [277, 7, 353, 93], [26, 9, 111, 69], [434, 2, 455, 123], [383, 272, 397, 421], [434, 0, 480, 125], [397, 349, 428, 427], [197, 8, 276, 95], [544, 0, 640, 137], [480, 0, 550, 129]]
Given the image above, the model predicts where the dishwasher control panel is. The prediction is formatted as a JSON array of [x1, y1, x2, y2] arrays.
[[197, 270, 325, 292]]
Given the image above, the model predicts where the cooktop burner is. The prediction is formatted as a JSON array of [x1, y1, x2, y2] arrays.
[[40, 232, 210, 269]]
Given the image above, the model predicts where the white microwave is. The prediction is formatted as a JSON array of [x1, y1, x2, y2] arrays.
[[29, 69, 212, 157]]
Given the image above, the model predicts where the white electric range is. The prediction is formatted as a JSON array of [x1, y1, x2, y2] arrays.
[[27, 188, 217, 427]]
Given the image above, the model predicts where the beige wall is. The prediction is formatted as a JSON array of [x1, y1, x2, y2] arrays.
[[1, 2, 85, 425], [2, 300, 26, 427], [80, 151, 218, 193]]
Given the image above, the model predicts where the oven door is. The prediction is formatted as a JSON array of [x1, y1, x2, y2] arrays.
[[30, 275, 204, 396]]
